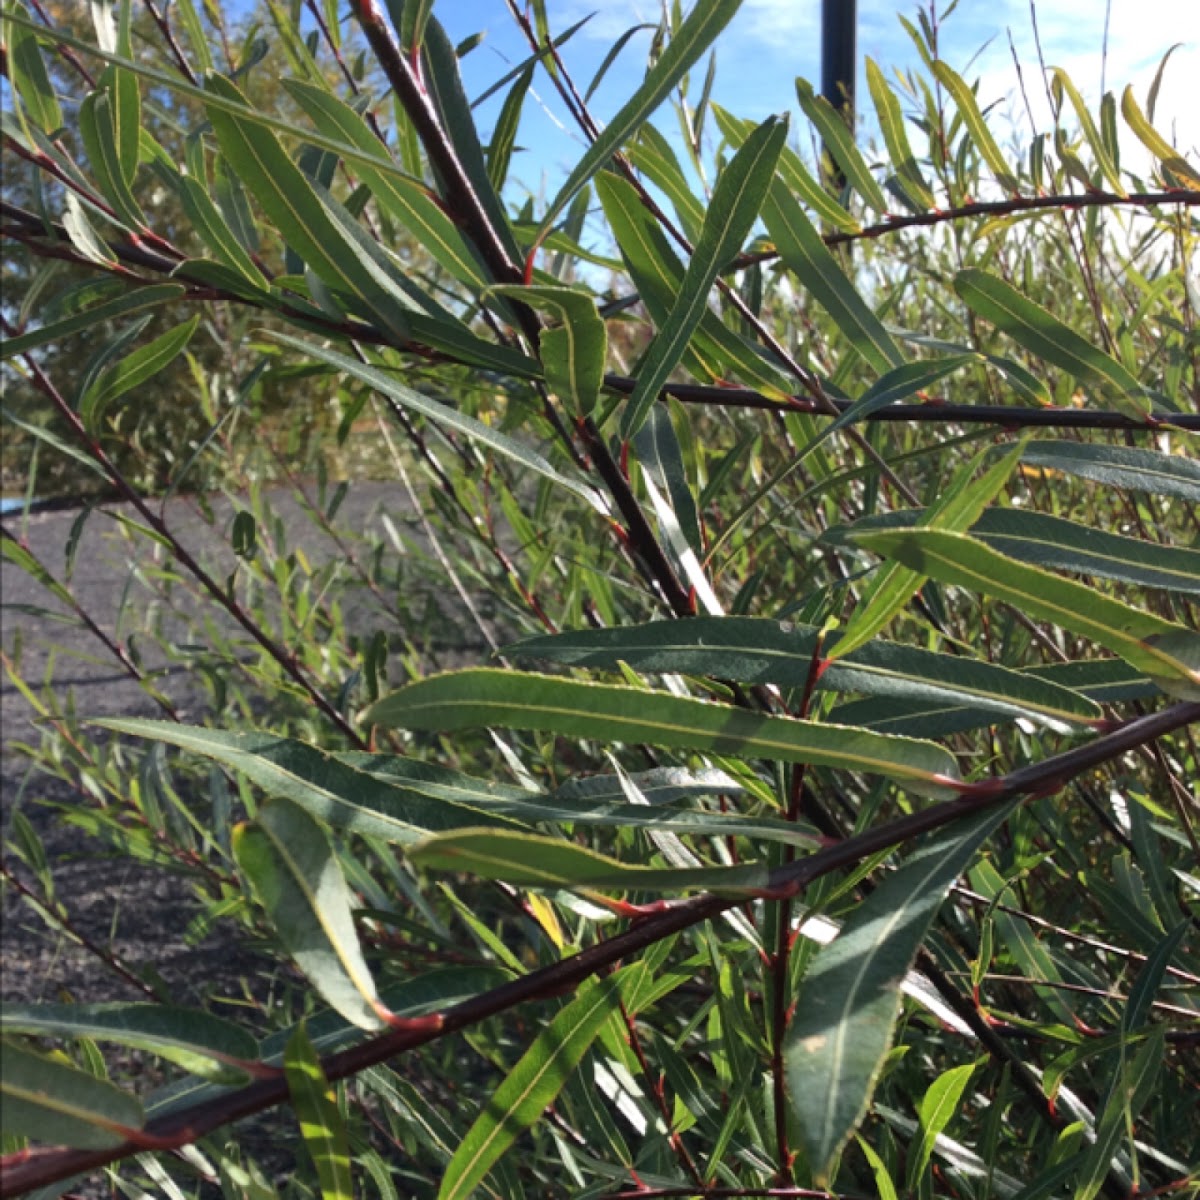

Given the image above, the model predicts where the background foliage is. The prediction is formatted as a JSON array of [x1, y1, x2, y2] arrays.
[[1, 0, 1198, 1197]]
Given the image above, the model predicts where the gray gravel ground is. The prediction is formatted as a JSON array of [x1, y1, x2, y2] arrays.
[[2, 481, 475, 1190]]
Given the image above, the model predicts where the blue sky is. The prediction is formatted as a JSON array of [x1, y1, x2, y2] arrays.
[[427, 1, 1196, 198]]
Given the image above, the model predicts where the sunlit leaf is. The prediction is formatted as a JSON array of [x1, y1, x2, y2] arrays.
[[284, 1024, 352, 1200], [364, 668, 963, 798]]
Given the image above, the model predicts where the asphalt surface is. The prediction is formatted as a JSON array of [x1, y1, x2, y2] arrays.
[[0, 480, 480, 1007]]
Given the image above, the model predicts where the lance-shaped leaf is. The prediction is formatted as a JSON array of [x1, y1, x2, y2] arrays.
[[538, 0, 743, 237], [420, 18, 523, 265], [1049, 67, 1125, 194], [955, 269, 1152, 418], [761, 178, 902, 375], [285, 1024, 352, 1200], [1022, 440, 1200, 502], [5, 2, 62, 132], [489, 285, 607, 416], [233, 798, 384, 1031], [511, 616, 1100, 730], [80, 316, 200, 432], [78, 89, 144, 229], [344, 752, 818, 847], [1120, 85, 1200, 187], [1, 283, 185, 360], [265, 334, 600, 508], [622, 114, 788, 438], [595, 170, 794, 398], [94, 719, 525, 844], [865, 58, 934, 210], [831, 437, 1026, 661], [0, 1039, 145, 1149], [852, 528, 1200, 695], [437, 975, 625, 1200], [487, 64, 533, 190], [626, 123, 707, 240], [712, 103, 859, 233], [283, 80, 490, 289], [843, 506, 1200, 599], [364, 669, 962, 799], [203, 73, 415, 342], [906, 1062, 978, 1191], [0, 1003, 261, 1085], [410, 828, 770, 894], [786, 801, 1018, 1184], [931, 62, 1020, 194], [795, 78, 889, 214]]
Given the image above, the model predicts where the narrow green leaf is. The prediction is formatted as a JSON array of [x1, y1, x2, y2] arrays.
[[712, 103, 860, 233], [786, 802, 1018, 1184], [1, 283, 186, 360], [931, 62, 1021, 194], [829, 355, 979, 433], [595, 170, 794, 398], [1022, 440, 1200, 502], [832, 438, 1027, 661], [364, 669, 963, 799], [410, 828, 770, 894], [626, 122, 707, 239], [584, 21, 655, 103], [489, 285, 607, 416], [1049, 67, 1124, 194], [487, 65, 533, 189], [264, 334, 598, 507], [471, 15, 593, 109], [1072, 1028, 1165, 1200], [420, 17, 522, 264], [0, 1039, 145, 1149], [284, 1024, 352, 1200], [234, 798, 384, 1031], [538, 0, 744, 237], [81, 316, 200, 432], [955, 269, 1151, 418], [795, 78, 889, 213], [512, 616, 1100, 730], [622, 115, 788, 437], [839, 506, 1200, 598], [865, 58, 935, 210], [100, 64, 140, 186], [852, 528, 1200, 692], [203, 73, 414, 342], [437, 975, 625, 1200], [0, 1003, 260, 1086], [93, 719, 524, 844], [386, 0, 434, 54], [166, 170, 270, 286], [1120, 85, 1200, 187], [4, 3, 62, 132], [907, 1062, 977, 1190], [761, 179, 902, 375]]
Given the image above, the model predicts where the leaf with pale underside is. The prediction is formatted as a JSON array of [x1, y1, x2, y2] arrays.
[[490, 285, 607, 416]]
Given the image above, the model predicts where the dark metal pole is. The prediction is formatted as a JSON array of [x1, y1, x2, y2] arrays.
[[820, 0, 857, 189]]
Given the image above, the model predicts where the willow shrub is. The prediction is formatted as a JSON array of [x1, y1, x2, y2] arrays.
[[2, 1, 1198, 1197]]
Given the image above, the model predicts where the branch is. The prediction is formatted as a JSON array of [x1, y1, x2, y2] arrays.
[[5, 699, 1195, 1196]]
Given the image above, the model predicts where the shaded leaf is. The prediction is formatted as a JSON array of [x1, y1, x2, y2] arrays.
[[410, 827, 770, 894], [786, 802, 1018, 1184], [512, 616, 1100, 730], [0, 1003, 260, 1086], [234, 798, 384, 1031], [437, 975, 625, 1200], [0, 1039, 144, 1150], [1022, 440, 1200, 502]]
